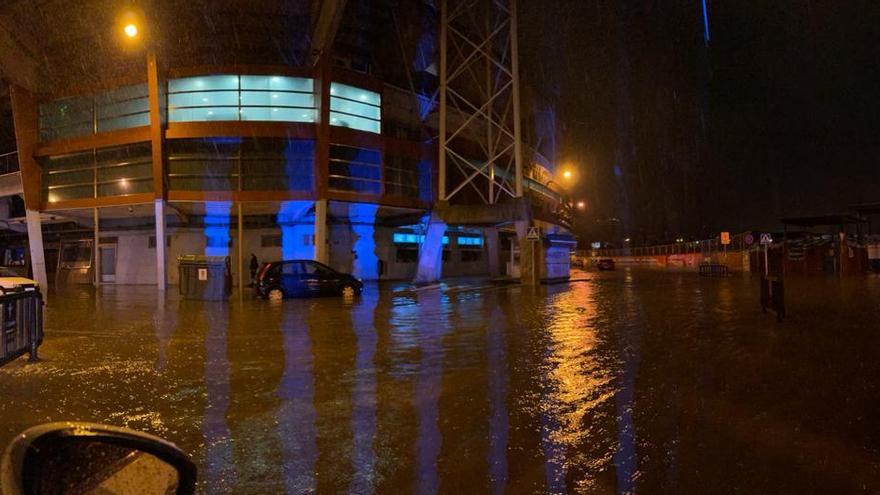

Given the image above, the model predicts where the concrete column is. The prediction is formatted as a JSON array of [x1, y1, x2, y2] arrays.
[[93, 208, 100, 287], [414, 213, 447, 285], [314, 199, 329, 264], [485, 227, 501, 278], [154, 199, 166, 290], [25, 209, 47, 290], [515, 220, 541, 285]]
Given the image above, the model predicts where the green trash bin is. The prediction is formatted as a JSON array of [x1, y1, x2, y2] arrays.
[[178, 255, 232, 300]]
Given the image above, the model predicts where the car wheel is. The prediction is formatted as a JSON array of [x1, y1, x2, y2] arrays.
[[267, 288, 284, 301], [340, 284, 358, 297]]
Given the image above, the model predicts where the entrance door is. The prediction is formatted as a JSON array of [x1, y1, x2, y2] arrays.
[[100, 246, 117, 283]]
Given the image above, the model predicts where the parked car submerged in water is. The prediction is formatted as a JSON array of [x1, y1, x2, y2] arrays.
[[256, 260, 363, 299]]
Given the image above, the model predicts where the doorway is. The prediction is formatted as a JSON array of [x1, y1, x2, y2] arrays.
[[100, 245, 117, 283]]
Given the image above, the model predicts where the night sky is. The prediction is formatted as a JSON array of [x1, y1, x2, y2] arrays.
[[521, 0, 880, 243]]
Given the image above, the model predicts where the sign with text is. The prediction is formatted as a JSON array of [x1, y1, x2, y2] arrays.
[[198, 268, 208, 281], [720, 232, 730, 245]]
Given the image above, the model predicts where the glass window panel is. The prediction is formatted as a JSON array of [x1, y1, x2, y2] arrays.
[[95, 83, 148, 105], [97, 178, 153, 197], [97, 98, 149, 120], [330, 98, 381, 120], [98, 114, 150, 133], [240, 91, 314, 109], [169, 91, 239, 108], [169, 106, 239, 122], [330, 83, 380, 106], [240, 76, 313, 92], [239, 107, 270, 121], [268, 108, 316, 122], [46, 185, 94, 202], [169, 75, 239, 93], [45, 169, 93, 187], [96, 163, 151, 182], [329, 112, 381, 133], [40, 151, 94, 172], [329, 177, 382, 194]]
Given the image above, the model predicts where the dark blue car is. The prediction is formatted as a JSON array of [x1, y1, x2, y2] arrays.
[[256, 260, 363, 299]]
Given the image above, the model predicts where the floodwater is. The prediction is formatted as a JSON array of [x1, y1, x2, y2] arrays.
[[1, 269, 880, 493]]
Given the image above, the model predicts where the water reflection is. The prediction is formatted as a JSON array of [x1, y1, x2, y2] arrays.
[[414, 288, 451, 494], [202, 302, 238, 492], [276, 301, 317, 493], [6, 271, 879, 493], [486, 291, 509, 494], [350, 285, 379, 492]]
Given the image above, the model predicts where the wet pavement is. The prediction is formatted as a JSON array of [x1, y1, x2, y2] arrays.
[[1, 269, 880, 493]]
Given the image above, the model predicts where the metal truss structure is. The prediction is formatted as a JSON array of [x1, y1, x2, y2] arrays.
[[438, 0, 523, 204]]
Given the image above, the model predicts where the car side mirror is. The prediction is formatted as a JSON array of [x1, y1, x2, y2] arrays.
[[1, 422, 197, 495]]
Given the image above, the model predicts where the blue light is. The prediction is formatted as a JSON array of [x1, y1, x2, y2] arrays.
[[204, 201, 231, 257], [393, 232, 448, 245], [349, 203, 379, 280], [457, 236, 483, 246], [701, 0, 710, 45], [278, 201, 315, 260]]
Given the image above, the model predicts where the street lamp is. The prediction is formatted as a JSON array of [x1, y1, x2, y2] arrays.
[[562, 169, 572, 179], [576, 200, 586, 210], [117, 8, 145, 46], [124, 23, 138, 39]]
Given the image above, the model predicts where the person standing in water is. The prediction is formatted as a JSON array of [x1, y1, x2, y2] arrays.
[[249, 253, 259, 286]]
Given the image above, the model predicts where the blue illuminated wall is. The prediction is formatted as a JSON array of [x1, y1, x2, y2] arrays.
[[278, 201, 316, 260], [347, 203, 379, 280], [204, 201, 232, 257]]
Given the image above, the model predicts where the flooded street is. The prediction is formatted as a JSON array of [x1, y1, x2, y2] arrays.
[[1, 269, 879, 493]]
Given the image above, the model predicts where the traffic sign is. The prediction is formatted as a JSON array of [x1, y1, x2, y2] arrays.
[[720, 231, 730, 245], [760, 233, 773, 245], [527, 227, 541, 241], [744, 233, 755, 246]]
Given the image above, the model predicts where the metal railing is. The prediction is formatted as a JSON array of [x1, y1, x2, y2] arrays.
[[0, 290, 44, 367], [0, 152, 20, 175], [593, 232, 748, 258]]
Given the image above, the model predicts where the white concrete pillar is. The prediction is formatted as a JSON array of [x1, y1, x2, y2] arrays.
[[485, 227, 501, 278], [414, 213, 447, 285], [154, 199, 166, 291], [314, 199, 329, 264], [25, 209, 47, 290], [93, 207, 101, 287]]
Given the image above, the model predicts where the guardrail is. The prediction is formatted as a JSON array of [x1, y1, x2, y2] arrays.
[[699, 263, 729, 277], [0, 290, 44, 367], [0, 152, 20, 175], [593, 232, 748, 258]]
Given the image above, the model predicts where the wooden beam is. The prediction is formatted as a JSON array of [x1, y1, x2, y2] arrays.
[[9, 86, 41, 210], [147, 52, 165, 199]]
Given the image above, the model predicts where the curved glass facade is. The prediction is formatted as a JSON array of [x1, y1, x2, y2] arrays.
[[39, 83, 150, 141], [168, 75, 316, 123], [40, 142, 153, 202], [167, 138, 314, 192], [330, 83, 381, 133]]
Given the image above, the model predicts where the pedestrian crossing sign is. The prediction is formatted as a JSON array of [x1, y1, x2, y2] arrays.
[[527, 227, 541, 240]]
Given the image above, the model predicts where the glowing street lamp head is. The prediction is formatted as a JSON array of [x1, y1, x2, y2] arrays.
[[124, 23, 138, 38], [562, 170, 572, 179], [576, 201, 586, 210]]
